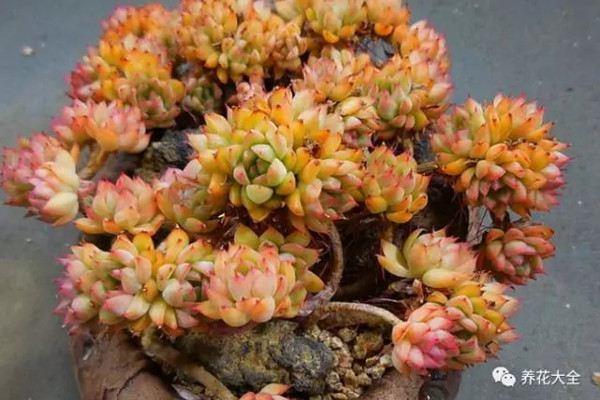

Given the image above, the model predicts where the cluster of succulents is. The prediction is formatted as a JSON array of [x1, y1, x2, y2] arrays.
[[431, 95, 568, 219], [1, 0, 570, 393], [1, 133, 90, 225], [391, 278, 519, 375]]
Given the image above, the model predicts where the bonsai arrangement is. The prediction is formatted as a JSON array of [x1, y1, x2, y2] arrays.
[[1, 0, 568, 399]]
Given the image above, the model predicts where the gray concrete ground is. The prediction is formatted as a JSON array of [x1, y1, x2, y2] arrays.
[[0, 1, 598, 399]]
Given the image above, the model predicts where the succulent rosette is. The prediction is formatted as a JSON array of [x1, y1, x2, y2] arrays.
[[1, 133, 64, 206], [363, 55, 429, 139], [240, 384, 291, 400], [395, 20, 452, 119], [178, 0, 239, 71], [427, 279, 520, 368], [391, 302, 460, 375], [195, 224, 324, 327], [363, 146, 430, 223], [155, 159, 228, 234], [478, 222, 555, 285], [27, 148, 84, 225], [190, 88, 363, 232], [266, 15, 308, 78], [431, 95, 569, 218], [302, 0, 367, 44], [103, 229, 214, 335], [101, 3, 178, 52], [69, 45, 119, 101], [378, 229, 476, 289], [233, 224, 324, 289], [294, 47, 381, 145], [103, 51, 185, 128], [55, 243, 120, 331], [366, 0, 410, 37], [53, 100, 149, 153], [294, 47, 375, 103], [70, 40, 184, 128], [76, 175, 164, 235], [335, 96, 383, 147], [392, 19, 450, 76]]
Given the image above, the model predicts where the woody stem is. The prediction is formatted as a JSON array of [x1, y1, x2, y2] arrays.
[[305, 301, 403, 328], [78, 144, 110, 180], [299, 222, 344, 316], [417, 161, 438, 174]]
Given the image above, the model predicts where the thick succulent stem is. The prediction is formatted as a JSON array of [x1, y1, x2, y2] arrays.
[[78, 144, 110, 180], [305, 301, 403, 329], [402, 138, 414, 155], [466, 206, 485, 245], [416, 161, 438, 174], [141, 330, 237, 400], [299, 222, 344, 316]]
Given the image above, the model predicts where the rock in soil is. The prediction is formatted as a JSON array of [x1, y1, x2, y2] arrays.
[[175, 321, 333, 395]]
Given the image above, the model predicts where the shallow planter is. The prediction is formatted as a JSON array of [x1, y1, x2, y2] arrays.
[[69, 323, 461, 400]]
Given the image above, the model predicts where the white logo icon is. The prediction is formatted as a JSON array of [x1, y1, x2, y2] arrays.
[[492, 366, 516, 387]]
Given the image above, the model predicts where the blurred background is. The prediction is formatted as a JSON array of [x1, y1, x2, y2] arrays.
[[0, 0, 598, 399]]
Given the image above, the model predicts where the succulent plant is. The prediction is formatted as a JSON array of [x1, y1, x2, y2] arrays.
[[195, 224, 324, 327], [70, 41, 184, 128], [478, 222, 555, 285], [396, 20, 452, 117], [378, 229, 476, 289], [294, 47, 375, 103], [431, 95, 569, 218], [69, 45, 118, 101], [427, 279, 520, 368], [155, 159, 228, 234], [101, 3, 177, 52], [366, 0, 410, 37], [274, 0, 304, 22], [28, 148, 85, 225], [76, 175, 164, 236], [266, 15, 308, 79], [391, 302, 460, 375], [294, 47, 381, 145], [0, 0, 571, 391], [103, 229, 214, 335], [392, 20, 450, 79], [179, 0, 306, 83], [233, 223, 323, 289], [392, 277, 520, 375], [1, 133, 65, 206], [103, 51, 185, 128], [189, 88, 363, 232], [303, 0, 367, 44], [180, 65, 223, 115], [53, 100, 149, 153], [363, 55, 437, 139], [240, 384, 291, 400], [178, 0, 239, 71], [363, 146, 430, 223], [55, 243, 120, 332], [336, 96, 383, 147]]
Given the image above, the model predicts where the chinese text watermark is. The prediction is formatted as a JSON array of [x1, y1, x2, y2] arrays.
[[492, 366, 581, 387]]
